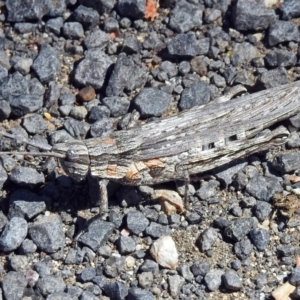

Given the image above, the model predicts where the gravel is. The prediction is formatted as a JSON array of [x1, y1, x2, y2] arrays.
[[0, 0, 299, 299]]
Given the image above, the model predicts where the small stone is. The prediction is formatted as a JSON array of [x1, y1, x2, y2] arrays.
[[178, 264, 194, 282], [150, 236, 178, 269], [103, 281, 128, 300], [26, 269, 39, 288], [29, 215, 65, 253], [9, 254, 28, 271], [168, 275, 185, 297], [132, 87, 171, 118], [191, 261, 210, 276], [102, 96, 130, 117], [116, 236, 136, 254], [223, 270, 242, 291], [290, 267, 300, 286], [138, 271, 153, 288], [10, 166, 45, 187], [80, 267, 96, 282], [197, 227, 218, 252], [2, 271, 27, 300], [249, 228, 270, 251], [126, 211, 149, 235], [36, 275, 66, 297], [234, 239, 253, 260], [204, 269, 224, 291], [0, 217, 28, 252], [77, 87, 96, 102], [127, 288, 155, 300], [272, 152, 300, 173], [22, 114, 48, 134], [63, 22, 84, 39], [168, 0, 203, 33], [125, 256, 135, 268], [145, 222, 172, 238], [224, 218, 255, 242]]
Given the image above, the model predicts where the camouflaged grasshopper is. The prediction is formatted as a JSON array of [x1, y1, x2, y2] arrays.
[[1, 81, 300, 214]]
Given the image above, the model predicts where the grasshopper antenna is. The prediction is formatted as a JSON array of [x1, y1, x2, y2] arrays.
[[0, 130, 65, 159]]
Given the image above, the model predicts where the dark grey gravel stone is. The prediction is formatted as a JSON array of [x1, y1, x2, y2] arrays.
[[80, 267, 96, 282], [126, 211, 149, 235], [234, 239, 253, 260], [104, 16, 119, 32], [258, 67, 288, 89], [253, 201, 272, 222], [268, 20, 300, 47], [169, 0, 203, 33], [224, 218, 255, 242], [178, 265, 194, 282], [117, 0, 146, 19], [73, 5, 100, 30], [104, 281, 128, 300], [196, 179, 219, 200], [22, 114, 48, 134], [139, 259, 159, 273], [280, 0, 300, 20], [116, 236, 136, 254], [102, 96, 129, 117], [0, 163, 8, 189], [29, 215, 65, 253], [90, 118, 114, 138], [79, 219, 114, 252], [19, 238, 37, 254], [44, 81, 61, 108], [31, 45, 61, 83], [0, 100, 11, 121], [80, 291, 98, 300], [277, 245, 294, 257], [0, 217, 28, 252], [290, 267, 300, 286], [232, 0, 276, 31], [78, 0, 115, 14], [127, 287, 154, 300], [59, 88, 76, 106], [191, 261, 210, 276], [272, 152, 300, 173], [265, 49, 297, 68], [186, 212, 202, 224], [222, 270, 242, 291], [9, 189, 48, 219], [83, 28, 110, 49], [14, 22, 37, 34], [246, 175, 282, 202], [88, 105, 110, 123], [179, 81, 211, 110], [8, 254, 28, 272], [64, 118, 90, 139], [144, 222, 172, 238], [0, 211, 8, 232], [34, 261, 51, 277], [63, 22, 84, 39], [132, 88, 171, 118], [168, 275, 185, 297], [36, 275, 66, 297], [0, 72, 28, 100], [231, 260, 242, 270], [167, 33, 200, 58], [2, 271, 27, 300], [9, 166, 45, 187], [49, 130, 73, 145], [197, 227, 218, 252], [10, 94, 43, 118], [45, 17, 64, 35], [74, 50, 113, 89], [231, 42, 258, 66], [6, 0, 48, 21], [46, 292, 73, 300], [106, 53, 135, 96], [104, 256, 125, 278], [122, 36, 142, 54], [249, 228, 270, 251], [204, 269, 224, 291]]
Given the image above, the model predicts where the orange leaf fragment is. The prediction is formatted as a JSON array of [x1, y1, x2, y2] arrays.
[[144, 0, 159, 21]]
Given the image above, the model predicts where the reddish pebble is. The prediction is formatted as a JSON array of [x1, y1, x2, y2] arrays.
[[77, 86, 96, 102]]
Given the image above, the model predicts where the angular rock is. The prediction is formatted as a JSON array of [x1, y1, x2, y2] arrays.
[[73, 5, 100, 30], [249, 228, 270, 251], [145, 222, 172, 238], [104, 281, 128, 300], [29, 215, 65, 253], [268, 20, 300, 47], [0, 217, 28, 252], [204, 269, 224, 291], [126, 211, 149, 235], [116, 236, 136, 254], [74, 50, 114, 89], [234, 239, 253, 260], [167, 33, 200, 58], [246, 175, 282, 202], [232, 0, 276, 31], [224, 218, 255, 242], [10, 94, 43, 118], [9, 166, 45, 187], [197, 227, 218, 252], [79, 219, 114, 251], [222, 270, 242, 291], [22, 114, 48, 134], [31, 45, 61, 83], [132, 88, 171, 118], [272, 152, 300, 173], [280, 0, 300, 20], [127, 287, 155, 300], [102, 96, 130, 117], [83, 28, 110, 49], [168, 275, 185, 297], [36, 275, 66, 297], [169, 0, 203, 33], [258, 67, 288, 89], [253, 201, 272, 222], [2, 271, 27, 300]]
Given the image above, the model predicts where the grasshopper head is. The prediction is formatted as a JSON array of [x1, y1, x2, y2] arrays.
[[52, 140, 90, 181]]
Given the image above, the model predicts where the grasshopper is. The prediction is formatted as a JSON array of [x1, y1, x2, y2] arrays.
[[1, 81, 300, 218]]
